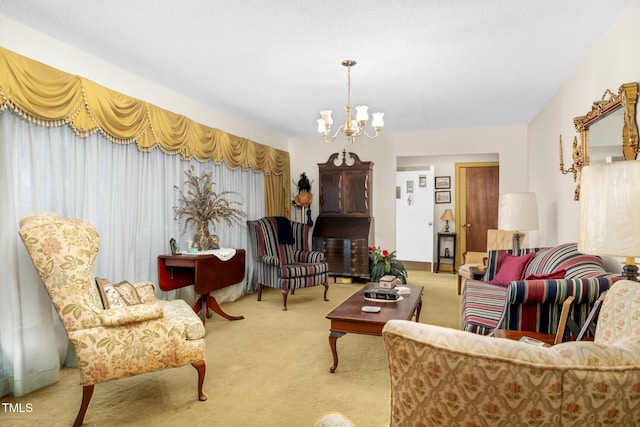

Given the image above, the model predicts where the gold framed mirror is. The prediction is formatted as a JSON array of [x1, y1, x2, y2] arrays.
[[561, 82, 638, 200]]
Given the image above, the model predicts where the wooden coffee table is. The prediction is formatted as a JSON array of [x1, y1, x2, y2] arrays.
[[326, 285, 423, 373], [493, 329, 556, 346]]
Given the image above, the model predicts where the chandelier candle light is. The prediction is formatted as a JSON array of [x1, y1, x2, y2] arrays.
[[317, 60, 384, 143]]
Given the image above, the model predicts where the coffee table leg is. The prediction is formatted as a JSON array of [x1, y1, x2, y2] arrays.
[[329, 331, 346, 373], [415, 297, 423, 322]]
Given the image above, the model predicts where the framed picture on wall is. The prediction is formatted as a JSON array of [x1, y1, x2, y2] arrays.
[[406, 180, 414, 194], [435, 176, 450, 189], [435, 190, 451, 204]]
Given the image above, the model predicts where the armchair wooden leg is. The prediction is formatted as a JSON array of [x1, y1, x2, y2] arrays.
[[257, 283, 263, 301], [457, 275, 462, 295], [323, 283, 329, 301], [281, 289, 289, 311], [191, 360, 207, 401], [72, 384, 94, 427]]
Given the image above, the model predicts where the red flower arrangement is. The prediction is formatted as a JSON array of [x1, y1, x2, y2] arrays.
[[368, 246, 407, 283]]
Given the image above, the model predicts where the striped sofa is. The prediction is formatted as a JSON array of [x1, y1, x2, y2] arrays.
[[247, 216, 329, 310], [461, 243, 620, 335]]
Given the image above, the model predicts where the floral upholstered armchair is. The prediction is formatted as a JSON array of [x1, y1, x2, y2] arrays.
[[247, 216, 328, 310], [18, 212, 207, 426], [382, 279, 640, 425]]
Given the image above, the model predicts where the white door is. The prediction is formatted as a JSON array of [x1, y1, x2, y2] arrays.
[[395, 169, 435, 266]]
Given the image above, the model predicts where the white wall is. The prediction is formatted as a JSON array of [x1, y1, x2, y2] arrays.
[[0, 16, 288, 151], [528, 0, 640, 249], [289, 126, 527, 252]]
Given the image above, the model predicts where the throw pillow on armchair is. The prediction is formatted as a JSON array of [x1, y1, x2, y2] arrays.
[[488, 251, 536, 286]]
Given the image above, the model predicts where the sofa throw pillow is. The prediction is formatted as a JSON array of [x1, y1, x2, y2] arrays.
[[488, 252, 536, 287], [96, 278, 143, 309], [524, 269, 566, 281]]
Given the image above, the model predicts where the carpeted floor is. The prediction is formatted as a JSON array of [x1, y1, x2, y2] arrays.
[[2, 270, 460, 427]]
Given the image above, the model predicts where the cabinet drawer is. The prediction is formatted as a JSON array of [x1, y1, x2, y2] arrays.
[[312, 236, 370, 279]]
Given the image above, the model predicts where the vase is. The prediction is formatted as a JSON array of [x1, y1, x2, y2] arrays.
[[194, 221, 212, 251]]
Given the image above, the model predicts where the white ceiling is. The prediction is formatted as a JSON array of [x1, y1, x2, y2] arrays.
[[0, 0, 634, 138]]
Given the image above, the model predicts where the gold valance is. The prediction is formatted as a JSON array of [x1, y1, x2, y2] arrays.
[[0, 47, 289, 216]]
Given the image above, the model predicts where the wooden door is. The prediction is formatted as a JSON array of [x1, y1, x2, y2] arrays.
[[455, 163, 499, 258]]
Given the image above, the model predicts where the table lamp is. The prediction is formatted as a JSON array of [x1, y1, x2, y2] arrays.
[[498, 192, 539, 251], [440, 209, 455, 232], [578, 161, 640, 281]]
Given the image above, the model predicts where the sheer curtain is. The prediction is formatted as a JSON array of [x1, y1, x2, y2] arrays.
[[0, 110, 264, 397]]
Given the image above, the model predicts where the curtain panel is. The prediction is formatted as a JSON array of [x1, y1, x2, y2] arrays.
[[0, 46, 284, 399], [0, 47, 290, 217], [0, 107, 266, 398]]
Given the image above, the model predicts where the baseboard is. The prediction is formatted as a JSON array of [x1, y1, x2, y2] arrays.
[[400, 261, 432, 271], [437, 265, 455, 273]]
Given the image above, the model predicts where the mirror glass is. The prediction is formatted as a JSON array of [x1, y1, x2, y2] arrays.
[[566, 82, 639, 200], [588, 108, 625, 164]]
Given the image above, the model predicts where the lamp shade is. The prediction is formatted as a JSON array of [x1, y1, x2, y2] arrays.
[[498, 192, 538, 231], [440, 209, 455, 222], [578, 161, 640, 257], [320, 110, 333, 125], [371, 113, 384, 128], [355, 105, 369, 122]]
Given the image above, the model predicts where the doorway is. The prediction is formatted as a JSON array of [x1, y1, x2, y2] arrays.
[[395, 169, 435, 264], [454, 162, 499, 261]]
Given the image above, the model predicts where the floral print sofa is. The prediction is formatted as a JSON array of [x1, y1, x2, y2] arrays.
[[382, 279, 640, 426], [18, 212, 207, 426]]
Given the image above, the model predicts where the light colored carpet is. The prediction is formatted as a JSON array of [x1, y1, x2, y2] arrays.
[[2, 270, 460, 427]]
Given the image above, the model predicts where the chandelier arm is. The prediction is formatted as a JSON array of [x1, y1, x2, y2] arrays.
[[361, 129, 380, 139], [323, 124, 345, 143]]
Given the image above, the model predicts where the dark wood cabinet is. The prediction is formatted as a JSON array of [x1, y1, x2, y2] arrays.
[[318, 152, 372, 217], [313, 219, 373, 279], [313, 151, 374, 281], [314, 238, 369, 279], [319, 171, 343, 214]]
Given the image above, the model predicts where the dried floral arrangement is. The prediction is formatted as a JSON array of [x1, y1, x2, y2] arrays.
[[173, 166, 247, 250]]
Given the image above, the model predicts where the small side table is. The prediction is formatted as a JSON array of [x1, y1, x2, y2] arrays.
[[468, 266, 486, 280], [157, 250, 246, 323], [435, 232, 457, 273]]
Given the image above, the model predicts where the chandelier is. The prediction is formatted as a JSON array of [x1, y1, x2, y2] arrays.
[[317, 59, 384, 143]]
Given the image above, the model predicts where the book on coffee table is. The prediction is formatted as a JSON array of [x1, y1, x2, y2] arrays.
[[519, 336, 551, 347]]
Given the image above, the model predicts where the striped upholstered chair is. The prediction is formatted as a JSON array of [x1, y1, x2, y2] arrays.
[[247, 216, 329, 310], [461, 243, 619, 336], [456, 229, 523, 295]]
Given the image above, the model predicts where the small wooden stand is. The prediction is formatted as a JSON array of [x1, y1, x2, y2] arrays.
[[157, 250, 246, 323]]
